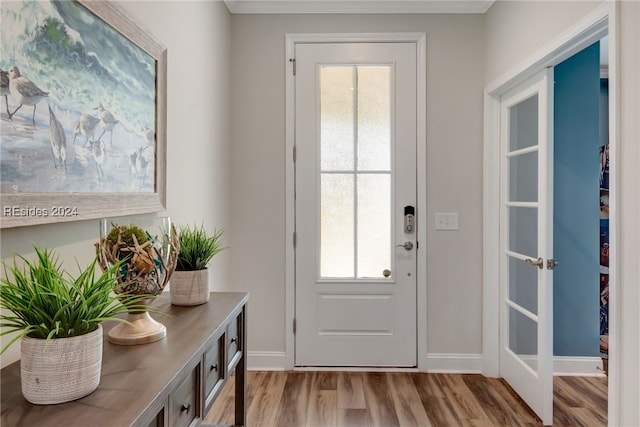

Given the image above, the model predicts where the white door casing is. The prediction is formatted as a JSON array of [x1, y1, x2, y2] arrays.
[[499, 69, 554, 425], [294, 41, 418, 367]]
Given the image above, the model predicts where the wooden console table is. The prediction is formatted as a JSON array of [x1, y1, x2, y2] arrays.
[[1, 292, 248, 427]]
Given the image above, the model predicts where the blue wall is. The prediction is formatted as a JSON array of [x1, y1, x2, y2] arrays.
[[553, 42, 601, 357]]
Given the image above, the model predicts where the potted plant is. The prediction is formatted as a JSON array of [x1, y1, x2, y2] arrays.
[[96, 218, 179, 345], [170, 224, 225, 306], [0, 246, 153, 405]]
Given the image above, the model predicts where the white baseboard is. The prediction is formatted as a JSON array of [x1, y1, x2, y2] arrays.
[[247, 351, 287, 371], [247, 351, 605, 376], [426, 353, 484, 373], [552, 356, 605, 377]]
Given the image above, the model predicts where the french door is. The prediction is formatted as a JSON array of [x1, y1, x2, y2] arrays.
[[294, 42, 418, 366], [499, 69, 554, 425]]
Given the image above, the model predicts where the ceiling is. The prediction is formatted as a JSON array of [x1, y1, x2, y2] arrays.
[[223, 0, 496, 14]]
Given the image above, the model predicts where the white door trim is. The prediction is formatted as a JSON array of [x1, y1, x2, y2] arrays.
[[482, 1, 619, 423], [285, 32, 427, 370]]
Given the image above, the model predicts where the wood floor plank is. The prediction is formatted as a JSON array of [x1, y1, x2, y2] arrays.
[[386, 373, 433, 427], [462, 374, 527, 427], [337, 408, 372, 427], [337, 372, 366, 409], [362, 372, 400, 426], [273, 371, 312, 426], [306, 389, 338, 427], [247, 371, 288, 427], [204, 371, 608, 427], [438, 374, 491, 422]]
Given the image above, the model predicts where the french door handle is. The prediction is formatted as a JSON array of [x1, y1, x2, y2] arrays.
[[525, 257, 544, 269]]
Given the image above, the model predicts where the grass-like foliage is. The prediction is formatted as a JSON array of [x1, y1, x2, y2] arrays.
[[0, 246, 156, 354], [175, 224, 225, 271]]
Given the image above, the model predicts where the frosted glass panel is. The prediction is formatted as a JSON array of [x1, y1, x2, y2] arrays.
[[321, 67, 354, 171], [357, 66, 391, 171], [321, 174, 354, 277], [357, 174, 391, 278]]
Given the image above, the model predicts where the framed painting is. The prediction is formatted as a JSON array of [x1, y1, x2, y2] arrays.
[[0, 0, 167, 228]]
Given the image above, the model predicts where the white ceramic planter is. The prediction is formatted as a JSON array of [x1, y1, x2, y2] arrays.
[[170, 269, 210, 306], [20, 325, 103, 405]]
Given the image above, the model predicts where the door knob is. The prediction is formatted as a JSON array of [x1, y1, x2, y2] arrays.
[[396, 241, 414, 251], [525, 257, 544, 269]]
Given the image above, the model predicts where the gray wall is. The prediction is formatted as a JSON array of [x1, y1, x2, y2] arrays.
[[229, 13, 485, 358]]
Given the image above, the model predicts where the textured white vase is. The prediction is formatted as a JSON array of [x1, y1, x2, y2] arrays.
[[170, 269, 210, 306], [21, 325, 103, 405]]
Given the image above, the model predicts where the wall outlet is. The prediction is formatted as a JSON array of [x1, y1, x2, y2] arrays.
[[435, 212, 459, 230]]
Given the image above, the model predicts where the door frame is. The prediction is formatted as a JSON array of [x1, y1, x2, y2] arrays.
[[482, 1, 618, 422], [285, 32, 427, 370]]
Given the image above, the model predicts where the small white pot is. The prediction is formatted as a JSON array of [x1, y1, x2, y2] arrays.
[[21, 325, 103, 405], [170, 269, 210, 306]]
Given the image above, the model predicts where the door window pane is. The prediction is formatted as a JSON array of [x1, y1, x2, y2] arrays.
[[357, 174, 391, 278], [320, 67, 354, 171], [508, 151, 538, 203], [508, 256, 538, 315], [508, 306, 538, 372], [509, 95, 538, 152], [508, 206, 537, 257], [320, 174, 354, 277], [357, 66, 391, 171]]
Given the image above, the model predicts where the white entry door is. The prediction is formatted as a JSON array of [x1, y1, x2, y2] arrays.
[[294, 42, 417, 366], [499, 69, 554, 425]]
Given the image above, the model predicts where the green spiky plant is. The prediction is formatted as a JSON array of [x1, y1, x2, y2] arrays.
[[0, 246, 157, 354], [175, 224, 225, 271]]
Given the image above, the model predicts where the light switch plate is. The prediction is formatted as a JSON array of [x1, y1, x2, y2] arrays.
[[435, 212, 459, 230]]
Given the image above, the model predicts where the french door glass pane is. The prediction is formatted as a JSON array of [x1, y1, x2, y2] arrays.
[[508, 306, 538, 371], [508, 256, 538, 315], [319, 65, 392, 280], [509, 151, 538, 203], [508, 206, 538, 257], [509, 94, 538, 152]]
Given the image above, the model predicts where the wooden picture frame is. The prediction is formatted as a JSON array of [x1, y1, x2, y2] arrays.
[[0, 0, 167, 229]]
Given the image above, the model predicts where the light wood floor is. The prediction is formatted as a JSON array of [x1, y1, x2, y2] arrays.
[[205, 371, 607, 426]]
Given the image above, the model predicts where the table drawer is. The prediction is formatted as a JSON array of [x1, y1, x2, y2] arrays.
[[204, 335, 224, 401], [226, 311, 243, 372], [169, 365, 200, 427]]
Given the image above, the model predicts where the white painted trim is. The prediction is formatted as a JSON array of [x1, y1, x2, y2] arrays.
[[285, 32, 427, 371], [224, 0, 494, 15], [426, 353, 483, 373], [552, 356, 605, 377], [483, 0, 618, 422], [247, 351, 604, 377], [247, 351, 287, 371]]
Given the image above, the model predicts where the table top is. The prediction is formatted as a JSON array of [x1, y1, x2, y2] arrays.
[[1, 292, 249, 427]]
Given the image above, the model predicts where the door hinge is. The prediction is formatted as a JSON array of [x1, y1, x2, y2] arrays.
[[289, 58, 296, 76], [293, 145, 297, 162], [293, 231, 297, 247], [293, 318, 297, 334]]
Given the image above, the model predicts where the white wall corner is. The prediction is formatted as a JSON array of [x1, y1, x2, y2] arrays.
[[247, 351, 287, 371]]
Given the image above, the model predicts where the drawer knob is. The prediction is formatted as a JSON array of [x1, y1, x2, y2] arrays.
[[210, 364, 218, 372], [230, 337, 237, 344], [181, 403, 191, 413]]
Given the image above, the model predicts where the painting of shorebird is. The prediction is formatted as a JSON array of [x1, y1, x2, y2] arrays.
[[0, 0, 157, 194]]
